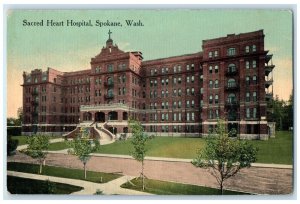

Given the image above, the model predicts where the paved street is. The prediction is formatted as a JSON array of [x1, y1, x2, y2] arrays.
[[7, 152, 293, 195]]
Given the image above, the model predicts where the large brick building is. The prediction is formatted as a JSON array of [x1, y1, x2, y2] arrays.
[[22, 30, 275, 140]]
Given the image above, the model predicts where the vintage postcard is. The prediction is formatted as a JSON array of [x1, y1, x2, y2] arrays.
[[6, 9, 293, 196]]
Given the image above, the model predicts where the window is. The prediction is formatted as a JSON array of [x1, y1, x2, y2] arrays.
[[150, 69, 154, 76], [173, 113, 177, 121], [108, 64, 114, 72], [162, 102, 165, 109], [214, 50, 218, 57], [245, 46, 250, 53], [186, 100, 190, 108], [161, 113, 165, 121], [154, 69, 157, 75], [227, 78, 236, 87], [246, 108, 250, 118], [178, 89, 182, 96], [173, 89, 177, 96], [253, 75, 257, 84], [161, 90, 164, 97], [186, 88, 190, 95], [122, 75, 126, 83], [178, 101, 182, 108], [246, 61, 250, 69], [173, 77, 177, 84], [209, 51, 213, 58], [209, 95, 213, 104], [173, 101, 177, 108], [228, 63, 236, 72], [166, 90, 169, 97], [246, 76, 250, 85], [191, 88, 195, 95], [191, 100, 195, 108], [209, 109, 213, 119], [227, 47, 236, 56], [166, 79, 169, 85], [178, 77, 182, 84], [178, 113, 182, 121], [253, 92, 257, 101], [253, 107, 257, 118], [215, 109, 219, 119], [161, 79, 165, 85], [252, 60, 257, 68], [215, 80, 219, 88], [173, 66, 177, 73], [227, 93, 236, 103], [252, 45, 256, 52], [215, 65, 219, 73], [187, 113, 190, 121], [209, 66, 213, 74], [191, 112, 195, 121], [200, 75, 203, 82], [165, 67, 169, 73], [165, 113, 169, 121], [178, 65, 182, 72], [191, 64, 194, 70], [200, 88, 203, 94], [246, 92, 250, 102], [191, 75, 194, 83], [165, 102, 169, 109], [162, 68, 165, 74], [215, 95, 219, 104], [34, 77, 38, 83], [209, 80, 213, 88]]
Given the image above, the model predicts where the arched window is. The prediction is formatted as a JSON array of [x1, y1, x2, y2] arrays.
[[227, 93, 236, 103], [227, 78, 236, 87], [107, 77, 113, 85], [107, 89, 113, 97]]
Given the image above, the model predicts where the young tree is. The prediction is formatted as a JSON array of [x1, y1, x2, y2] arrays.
[[129, 118, 150, 191], [25, 135, 50, 174], [192, 120, 258, 195], [67, 127, 100, 179]]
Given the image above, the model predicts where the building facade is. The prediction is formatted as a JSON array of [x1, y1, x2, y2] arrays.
[[22, 30, 275, 139]]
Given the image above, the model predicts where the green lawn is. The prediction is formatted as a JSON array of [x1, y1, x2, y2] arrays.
[[11, 136, 62, 146], [14, 131, 293, 164], [48, 142, 69, 151], [96, 131, 293, 164], [248, 131, 293, 164], [7, 176, 83, 194], [7, 162, 121, 183], [121, 177, 248, 195]]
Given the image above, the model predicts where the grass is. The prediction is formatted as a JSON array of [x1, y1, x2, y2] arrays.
[[7, 176, 83, 194], [96, 137, 205, 159], [95, 131, 293, 164], [248, 131, 293, 164], [121, 177, 248, 195], [7, 162, 121, 183], [13, 131, 293, 164], [48, 142, 68, 151], [11, 136, 62, 146]]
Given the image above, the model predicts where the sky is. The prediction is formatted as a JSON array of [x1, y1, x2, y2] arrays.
[[6, 9, 293, 118]]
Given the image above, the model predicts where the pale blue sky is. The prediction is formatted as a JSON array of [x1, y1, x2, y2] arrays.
[[7, 10, 293, 117]]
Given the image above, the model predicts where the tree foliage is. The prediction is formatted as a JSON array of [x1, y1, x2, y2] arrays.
[[270, 93, 293, 130], [67, 127, 100, 179], [25, 135, 50, 174], [129, 118, 150, 191], [192, 120, 258, 195]]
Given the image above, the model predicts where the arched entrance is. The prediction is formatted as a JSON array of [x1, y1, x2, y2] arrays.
[[123, 112, 128, 120], [83, 112, 92, 121], [108, 111, 118, 120], [95, 112, 105, 122]]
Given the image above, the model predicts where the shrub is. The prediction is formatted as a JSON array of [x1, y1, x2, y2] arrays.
[[7, 136, 19, 156]]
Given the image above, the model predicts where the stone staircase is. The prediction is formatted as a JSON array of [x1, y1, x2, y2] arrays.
[[63, 122, 115, 143], [94, 122, 115, 141]]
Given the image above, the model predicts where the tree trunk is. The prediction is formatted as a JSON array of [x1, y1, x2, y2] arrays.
[[84, 163, 87, 180], [220, 180, 224, 195], [39, 161, 43, 174], [142, 160, 145, 191]]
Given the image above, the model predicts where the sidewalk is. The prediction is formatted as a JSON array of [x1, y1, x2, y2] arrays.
[[47, 150, 293, 169], [7, 171, 152, 195]]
